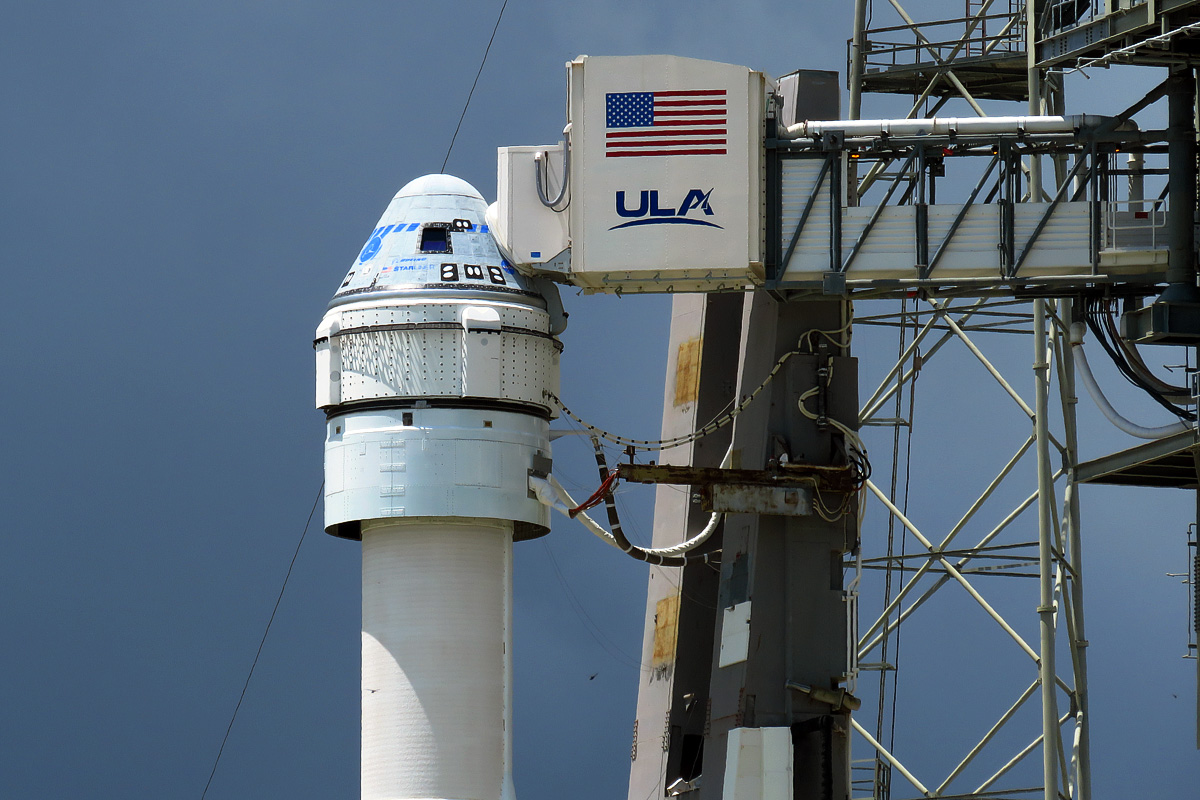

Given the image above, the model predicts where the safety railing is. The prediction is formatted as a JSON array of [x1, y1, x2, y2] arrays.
[[1104, 198, 1168, 251], [1039, 0, 1101, 36], [764, 129, 1173, 294], [858, 9, 1024, 72]]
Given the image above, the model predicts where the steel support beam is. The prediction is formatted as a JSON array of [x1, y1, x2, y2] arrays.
[[700, 293, 858, 800], [854, 297, 1092, 799], [1164, 69, 1198, 301], [849, 0, 869, 120], [1033, 299, 1062, 800], [1051, 301, 1091, 800]]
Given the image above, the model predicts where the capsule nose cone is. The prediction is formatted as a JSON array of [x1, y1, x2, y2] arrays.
[[395, 173, 485, 201]]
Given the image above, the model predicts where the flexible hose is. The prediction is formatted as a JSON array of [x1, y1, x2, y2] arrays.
[[534, 130, 570, 209], [1070, 324, 1192, 439], [587, 436, 729, 557], [530, 475, 721, 566]]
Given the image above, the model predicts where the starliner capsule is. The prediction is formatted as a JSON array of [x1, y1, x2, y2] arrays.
[[315, 174, 564, 800]]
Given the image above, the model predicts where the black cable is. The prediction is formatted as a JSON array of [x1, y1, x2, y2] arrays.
[[441, 0, 509, 172], [1084, 298, 1195, 420], [1085, 303, 1156, 399], [587, 437, 719, 567], [540, 538, 646, 671], [200, 480, 323, 799], [1102, 300, 1191, 397], [1089, 299, 1149, 389], [1085, 298, 1190, 417], [888, 337, 917, 768], [876, 296, 907, 795]]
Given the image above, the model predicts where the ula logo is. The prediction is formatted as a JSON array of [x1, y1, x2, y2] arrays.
[[610, 189, 722, 230]]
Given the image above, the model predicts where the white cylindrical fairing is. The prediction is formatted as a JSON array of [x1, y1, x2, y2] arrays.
[[362, 519, 515, 800], [317, 174, 562, 800]]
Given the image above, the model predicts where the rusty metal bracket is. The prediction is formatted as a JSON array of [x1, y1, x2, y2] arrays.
[[617, 462, 853, 489], [618, 462, 860, 517]]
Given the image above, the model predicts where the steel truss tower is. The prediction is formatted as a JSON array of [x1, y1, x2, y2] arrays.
[[624, 5, 1200, 800], [839, 3, 1200, 799], [849, 296, 1095, 800]]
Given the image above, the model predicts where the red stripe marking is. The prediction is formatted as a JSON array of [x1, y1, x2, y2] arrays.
[[655, 98, 727, 106], [608, 128, 727, 138], [653, 90, 727, 97], [606, 149, 728, 157], [652, 118, 727, 126], [608, 139, 728, 147]]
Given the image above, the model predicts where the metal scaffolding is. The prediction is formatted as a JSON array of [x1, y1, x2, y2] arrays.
[[850, 296, 1094, 800], [613, 7, 1200, 800], [842, 5, 1200, 797]]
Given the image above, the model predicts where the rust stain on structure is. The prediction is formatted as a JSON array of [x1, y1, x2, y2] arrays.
[[673, 337, 702, 407], [652, 593, 681, 667]]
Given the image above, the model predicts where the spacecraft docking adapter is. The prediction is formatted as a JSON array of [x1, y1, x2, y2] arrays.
[[315, 174, 564, 800]]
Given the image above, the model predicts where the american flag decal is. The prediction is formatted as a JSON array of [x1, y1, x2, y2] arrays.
[[605, 90, 727, 157]]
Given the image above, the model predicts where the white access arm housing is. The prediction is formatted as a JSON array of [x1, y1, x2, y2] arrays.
[[496, 54, 769, 293], [495, 55, 1171, 296]]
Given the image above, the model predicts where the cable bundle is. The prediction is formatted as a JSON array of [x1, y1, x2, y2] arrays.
[[1083, 297, 1194, 421]]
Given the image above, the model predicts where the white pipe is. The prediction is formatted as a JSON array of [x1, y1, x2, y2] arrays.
[[1069, 324, 1191, 439], [645, 509, 722, 557], [539, 475, 621, 549], [361, 518, 516, 800], [1127, 151, 1145, 212], [533, 475, 722, 557], [781, 114, 1114, 140]]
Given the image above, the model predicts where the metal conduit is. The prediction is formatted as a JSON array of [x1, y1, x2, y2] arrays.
[[781, 115, 1117, 140]]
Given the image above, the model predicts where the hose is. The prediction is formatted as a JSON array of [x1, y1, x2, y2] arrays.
[[530, 475, 721, 566], [534, 128, 570, 209], [1070, 323, 1192, 440]]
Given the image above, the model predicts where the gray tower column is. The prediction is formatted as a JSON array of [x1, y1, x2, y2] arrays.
[[626, 292, 744, 800], [700, 293, 858, 800]]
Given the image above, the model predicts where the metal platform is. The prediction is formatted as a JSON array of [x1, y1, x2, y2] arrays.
[[764, 127, 1172, 299], [855, 7, 1029, 103], [1037, 0, 1200, 70], [861, 52, 1029, 103], [1076, 428, 1200, 489]]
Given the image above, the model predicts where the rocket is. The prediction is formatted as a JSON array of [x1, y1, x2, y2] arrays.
[[315, 174, 564, 800]]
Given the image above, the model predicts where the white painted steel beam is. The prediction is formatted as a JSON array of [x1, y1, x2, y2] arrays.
[[1033, 300, 1063, 800], [783, 115, 1111, 140]]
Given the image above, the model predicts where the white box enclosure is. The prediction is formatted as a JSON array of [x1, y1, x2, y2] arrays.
[[497, 55, 770, 293], [495, 144, 570, 270]]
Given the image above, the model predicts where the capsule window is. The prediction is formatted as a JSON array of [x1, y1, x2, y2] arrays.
[[420, 225, 450, 254]]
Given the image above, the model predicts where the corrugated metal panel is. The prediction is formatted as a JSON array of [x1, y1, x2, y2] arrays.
[[1013, 203, 1092, 272], [780, 160, 833, 275], [362, 520, 514, 800], [779, 158, 1099, 282], [840, 206, 918, 275], [929, 205, 1002, 277]]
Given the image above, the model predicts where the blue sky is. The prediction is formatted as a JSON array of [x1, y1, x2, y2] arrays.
[[1, 2, 1195, 798]]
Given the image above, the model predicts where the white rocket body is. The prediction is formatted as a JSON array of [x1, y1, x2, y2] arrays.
[[316, 174, 563, 800]]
